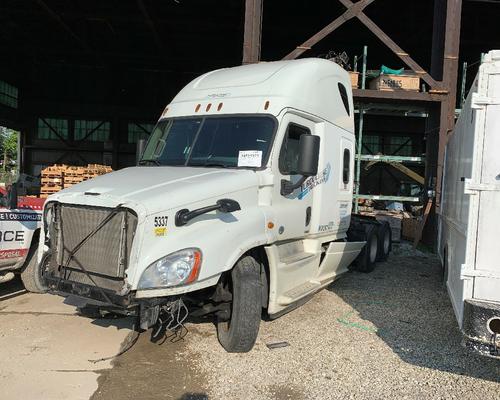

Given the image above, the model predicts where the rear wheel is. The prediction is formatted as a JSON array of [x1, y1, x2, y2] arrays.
[[354, 225, 379, 273], [20, 244, 48, 293], [376, 222, 392, 262], [216, 255, 262, 353]]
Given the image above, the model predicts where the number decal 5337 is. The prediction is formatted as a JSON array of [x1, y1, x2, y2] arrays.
[[154, 216, 168, 227]]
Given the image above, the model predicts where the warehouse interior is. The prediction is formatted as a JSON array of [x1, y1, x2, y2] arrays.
[[1, 0, 500, 244]]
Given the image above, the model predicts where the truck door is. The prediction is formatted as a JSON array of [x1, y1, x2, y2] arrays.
[[270, 113, 316, 240]]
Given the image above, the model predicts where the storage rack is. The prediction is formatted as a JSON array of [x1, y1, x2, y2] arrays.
[[352, 46, 427, 213]]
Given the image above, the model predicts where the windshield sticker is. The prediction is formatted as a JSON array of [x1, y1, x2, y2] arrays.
[[298, 163, 331, 200], [238, 150, 262, 167]]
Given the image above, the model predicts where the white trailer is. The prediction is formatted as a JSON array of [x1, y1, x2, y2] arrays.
[[439, 50, 500, 358], [35, 59, 392, 352]]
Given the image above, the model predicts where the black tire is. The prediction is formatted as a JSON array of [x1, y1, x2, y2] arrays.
[[354, 225, 379, 273], [217, 255, 262, 353], [376, 222, 392, 262], [20, 244, 48, 293]]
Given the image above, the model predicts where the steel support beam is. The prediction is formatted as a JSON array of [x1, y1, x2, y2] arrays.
[[282, 0, 375, 61], [35, 0, 91, 53], [242, 0, 263, 64], [436, 0, 462, 210], [137, 0, 164, 52], [283, 0, 441, 90], [337, 0, 440, 90]]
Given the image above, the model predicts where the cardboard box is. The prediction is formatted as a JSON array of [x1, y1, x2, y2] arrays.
[[402, 217, 421, 241], [349, 71, 359, 89], [369, 74, 420, 92]]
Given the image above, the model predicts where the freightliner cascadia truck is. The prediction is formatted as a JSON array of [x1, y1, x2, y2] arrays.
[[33, 59, 392, 352]]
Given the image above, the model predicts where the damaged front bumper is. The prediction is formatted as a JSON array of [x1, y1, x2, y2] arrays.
[[45, 276, 181, 330]]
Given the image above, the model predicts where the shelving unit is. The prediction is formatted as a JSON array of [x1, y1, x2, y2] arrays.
[[352, 46, 427, 213]]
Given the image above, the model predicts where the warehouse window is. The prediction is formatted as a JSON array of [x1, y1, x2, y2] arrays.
[[363, 135, 380, 154], [389, 136, 412, 156], [128, 122, 154, 144], [343, 148, 350, 184], [337, 83, 350, 116], [37, 118, 69, 140], [0, 80, 18, 109], [279, 123, 310, 175], [75, 120, 110, 142]]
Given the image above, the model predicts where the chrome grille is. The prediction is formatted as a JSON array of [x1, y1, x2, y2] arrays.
[[48, 203, 137, 292]]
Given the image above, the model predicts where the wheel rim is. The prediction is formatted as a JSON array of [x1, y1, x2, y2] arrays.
[[220, 278, 233, 332], [39, 253, 50, 281], [369, 236, 378, 263], [383, 230, 390, 254]]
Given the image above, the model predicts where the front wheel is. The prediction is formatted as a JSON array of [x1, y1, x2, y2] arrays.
[[216, 255, 262, 353], [20, 245, 49, 293]]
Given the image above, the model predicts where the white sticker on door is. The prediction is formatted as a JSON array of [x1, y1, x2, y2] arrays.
[[238, 150, 262, 167]]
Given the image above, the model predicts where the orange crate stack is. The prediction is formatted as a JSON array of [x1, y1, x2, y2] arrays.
[[40, 164, 66, 197], [63, 166, 86, 189], [84, 164, 113, 180], [39, 163, 113, 196]]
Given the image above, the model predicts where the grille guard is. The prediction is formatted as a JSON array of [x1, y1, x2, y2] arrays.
[[46, 203, 137, 305]]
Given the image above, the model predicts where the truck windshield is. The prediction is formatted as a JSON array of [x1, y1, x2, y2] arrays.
[[141, 116, 276, 168]]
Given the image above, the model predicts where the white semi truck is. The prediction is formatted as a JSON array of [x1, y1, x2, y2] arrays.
[[35, 59, 392, 352], [439, 50, 500, 358]]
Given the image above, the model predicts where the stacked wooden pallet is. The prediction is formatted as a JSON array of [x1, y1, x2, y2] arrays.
[[40, 165, 65, 197], [84, 164, 113, 180], [63, 166, 86, 189], [40, 163, 113, 197]]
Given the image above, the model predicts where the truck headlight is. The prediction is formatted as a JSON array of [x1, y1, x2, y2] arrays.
[[138, 248, 202, 289]]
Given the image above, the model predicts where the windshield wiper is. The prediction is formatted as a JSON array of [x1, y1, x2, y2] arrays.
[[203, 162, 230, 168], [139, 159, 162, 166]]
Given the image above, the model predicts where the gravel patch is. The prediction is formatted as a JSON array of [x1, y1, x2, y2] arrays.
[[185, 243, 500, 400]]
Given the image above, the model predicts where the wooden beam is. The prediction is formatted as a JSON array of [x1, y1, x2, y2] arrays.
[[338, 0, 440, 90], [282, 0, 376, 60], [435, 0, 463, 210], [413, 199, 433, 248], [137, 0, 164, 52], [353, 89, 444, 103], [242, 0, 263, 64], [35, 0, 91, 53]]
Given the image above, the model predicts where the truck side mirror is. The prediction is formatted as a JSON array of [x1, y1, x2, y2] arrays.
[[297, 134, 320, 176], [281, 135, 321, 196], [136, 138, 147, 165]]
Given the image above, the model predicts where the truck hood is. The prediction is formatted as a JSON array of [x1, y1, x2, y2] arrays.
[[50, 166, 260, 215]]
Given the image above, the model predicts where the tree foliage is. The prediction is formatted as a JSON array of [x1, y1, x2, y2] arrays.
[[0, 126, 18, 170]]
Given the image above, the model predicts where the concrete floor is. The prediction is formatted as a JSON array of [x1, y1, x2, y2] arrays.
[[1, 244, 499, 399], [0, 279, 133, 400]]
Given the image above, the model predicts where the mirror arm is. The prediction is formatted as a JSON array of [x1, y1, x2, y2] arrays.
[[280, 176, 308, 196]]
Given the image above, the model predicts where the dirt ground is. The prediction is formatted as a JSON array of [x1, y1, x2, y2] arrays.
[[1, 243, 499, 399]]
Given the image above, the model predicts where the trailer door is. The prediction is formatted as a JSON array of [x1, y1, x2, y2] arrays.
[[473, 70, 500, 303]]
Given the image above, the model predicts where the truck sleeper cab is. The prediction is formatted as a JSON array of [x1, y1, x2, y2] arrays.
[[39, 59, 390, 352]]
